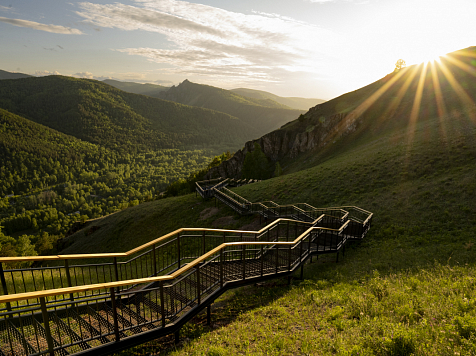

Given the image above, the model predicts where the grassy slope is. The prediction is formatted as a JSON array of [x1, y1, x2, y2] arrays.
[[62, 103, 476, 355], [64, 49, 476, 355]]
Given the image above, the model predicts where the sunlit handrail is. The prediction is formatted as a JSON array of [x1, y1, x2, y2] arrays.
[[0, 221, 348, 304]]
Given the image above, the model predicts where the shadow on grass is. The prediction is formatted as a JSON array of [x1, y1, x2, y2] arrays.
[[113, 277, 294, 356]]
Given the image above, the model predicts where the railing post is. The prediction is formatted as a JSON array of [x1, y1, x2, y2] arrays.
[[286, 221, 289, 241], [202, 231, 206, 255], [40, 297, 55, 356], [288, 244, 292, 271], [308, 233, 312, 257], [299, 237, 303, 262], [152, 244, 157, 276], [160, 281, 166, 328], [177, 233, 181, 269], [219, 249, 224, 288], [242, 244, 246, 280], [110, 288, 120, 342], [113, 257, 120, 294], [0, 263, 12, 313], [260, 244, 264, 277], [64, 259, 74, 301], [196, 265, 201, 305]]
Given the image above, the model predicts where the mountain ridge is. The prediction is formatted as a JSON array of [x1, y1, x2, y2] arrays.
[[231, 87, 326, 110], [158, 79, 304, 137]]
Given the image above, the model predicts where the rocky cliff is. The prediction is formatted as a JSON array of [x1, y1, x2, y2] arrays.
[[204, 104, 364, 179]]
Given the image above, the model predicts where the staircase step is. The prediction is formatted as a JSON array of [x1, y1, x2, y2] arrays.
[[0, 319, 36, 356], [66, 308, 110, 346], [87, 306, 127, 339], [51, 314, 91, 353]]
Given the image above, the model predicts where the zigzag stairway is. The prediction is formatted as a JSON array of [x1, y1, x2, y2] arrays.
[[0, 178, 372, 355]]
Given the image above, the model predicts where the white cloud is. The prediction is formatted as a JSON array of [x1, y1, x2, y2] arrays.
[[77, 0, 341, 84], [0, 16, 83, 34], [73, 72, 95, 79], [35, 70, 61, 76]]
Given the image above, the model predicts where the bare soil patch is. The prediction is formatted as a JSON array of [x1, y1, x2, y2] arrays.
[[212, 216, 237, 228], [199, 207, 220, 220]]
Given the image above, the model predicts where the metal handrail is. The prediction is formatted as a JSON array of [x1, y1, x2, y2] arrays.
[[0, 221, 348, 304]]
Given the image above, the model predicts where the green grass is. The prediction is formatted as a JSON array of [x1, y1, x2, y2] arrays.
[[64, 100, 476, 355]]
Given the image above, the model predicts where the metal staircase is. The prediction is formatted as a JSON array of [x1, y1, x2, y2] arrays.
[[0, 179, 372, 355]]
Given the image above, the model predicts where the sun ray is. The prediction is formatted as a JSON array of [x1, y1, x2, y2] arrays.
[[374, 64, 420, 129], [438, 59, 476, 122], [334, 66, 411, 136], [429, 60, 448, 142], [406, 62, 429, 150], [442, 54, 476, 77]]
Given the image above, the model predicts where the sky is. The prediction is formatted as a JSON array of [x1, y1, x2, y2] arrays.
[[0, 0, 474, 99]]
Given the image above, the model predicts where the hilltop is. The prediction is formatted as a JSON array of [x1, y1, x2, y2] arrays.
[[206, 46, 476, 179]]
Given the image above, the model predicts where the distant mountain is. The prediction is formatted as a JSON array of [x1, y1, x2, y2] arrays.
[[0, 76, 256, 152], [231, 88, 326, 111], [103, 79, 169, 97], [0, 69, 32, 80], [158, 80, 304, 137]]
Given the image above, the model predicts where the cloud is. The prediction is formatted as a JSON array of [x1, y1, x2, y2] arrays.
[[35, 70, 61, 76], [0, 5, 13, 11], [57, 45, 64, 49], [77, 0, 340, 84], [73, 72, 115, 81], [73, 72, 95, 79], [0, 16, 83, 34]]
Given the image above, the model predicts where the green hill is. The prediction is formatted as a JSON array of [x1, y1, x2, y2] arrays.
[[0, 76, 256, 152], [0, 69, 32, 80], [59, 47, 476, 355], [231, 87, 326, 110], [158, 79, 304, 136], [102, 79, 169, 96], [205, 46, 476, 179]]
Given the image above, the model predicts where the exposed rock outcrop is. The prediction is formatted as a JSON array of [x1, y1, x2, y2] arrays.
[[204, 106, 363, 179]]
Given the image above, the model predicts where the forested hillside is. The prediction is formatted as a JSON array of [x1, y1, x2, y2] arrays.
[[0, 107, 229, 257], [158, 80, 304, 136], [0, 76, 255, 152]]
